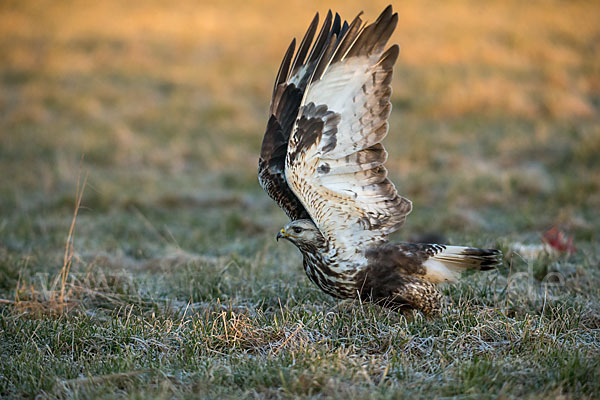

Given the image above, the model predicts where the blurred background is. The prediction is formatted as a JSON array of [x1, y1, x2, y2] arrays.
[[0, 0, 599, 277]]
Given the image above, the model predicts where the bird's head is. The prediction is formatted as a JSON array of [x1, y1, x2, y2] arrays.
[[276, 219, 327, 252]]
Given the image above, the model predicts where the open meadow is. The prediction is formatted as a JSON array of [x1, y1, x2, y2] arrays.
[[1, 0, 599, 398]]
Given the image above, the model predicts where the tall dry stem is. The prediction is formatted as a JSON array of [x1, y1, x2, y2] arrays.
[[57, 160, 88, 304]]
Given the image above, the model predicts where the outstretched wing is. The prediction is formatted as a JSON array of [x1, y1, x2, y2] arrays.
[[285, 6, 412, 252], [258, 11, 347, 221]]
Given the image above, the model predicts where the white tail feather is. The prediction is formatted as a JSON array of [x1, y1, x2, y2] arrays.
[[423, 245, 501, 283], [423, 258, 461, 283]]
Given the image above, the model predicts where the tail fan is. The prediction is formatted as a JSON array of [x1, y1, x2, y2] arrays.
[[422, 245, 502, 283]]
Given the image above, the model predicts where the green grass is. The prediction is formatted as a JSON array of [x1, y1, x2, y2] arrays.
[[1, 0, 599, 398]]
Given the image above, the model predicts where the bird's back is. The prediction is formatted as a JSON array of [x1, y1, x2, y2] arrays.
[[353, 242, 502, 313]]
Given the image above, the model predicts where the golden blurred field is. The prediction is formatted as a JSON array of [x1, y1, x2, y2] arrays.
[[4, 1, 600, 95], [1, 0, 599, 197], [2, 0, 598, 118], [1, 1, 600, 398]]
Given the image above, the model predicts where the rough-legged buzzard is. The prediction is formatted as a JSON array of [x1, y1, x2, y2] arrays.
[[258, 5, 502, 314]]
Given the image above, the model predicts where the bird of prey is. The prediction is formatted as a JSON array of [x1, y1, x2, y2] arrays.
[[258, 5, 501, 314]]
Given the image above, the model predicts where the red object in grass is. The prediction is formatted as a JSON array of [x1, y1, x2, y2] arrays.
[[542, 227, 576, 255]]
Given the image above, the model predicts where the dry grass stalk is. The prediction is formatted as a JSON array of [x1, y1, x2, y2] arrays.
[[9, 160, 88, 315], [57, 161, 88, 304]]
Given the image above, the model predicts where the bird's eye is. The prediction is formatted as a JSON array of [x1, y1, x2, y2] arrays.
[[293, 227, 302, 234]]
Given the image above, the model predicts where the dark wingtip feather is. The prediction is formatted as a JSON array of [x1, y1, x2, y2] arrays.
[[312, 32, 338, 82], [378, 44, 399, 69], [306, 10, 333, 66], [332, 12, 341, 35], [340, 20, 349, 36], [377, 5, 394, 23], [290, 12, 319, 76], [347, 5, 397, 58], [272, 40, 294, 88], [331, 13, 364, 63]]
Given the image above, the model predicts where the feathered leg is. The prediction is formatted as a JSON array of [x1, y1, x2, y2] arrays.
[[390, 276, 443, 315], [358, 272, 444, 315]]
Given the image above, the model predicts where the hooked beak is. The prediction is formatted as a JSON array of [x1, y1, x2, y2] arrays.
[[276, 229, 286, 242]]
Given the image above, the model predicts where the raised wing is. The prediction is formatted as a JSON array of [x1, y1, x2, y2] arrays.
[[258, 11, 348, 221], [285, 6, 412, 252]]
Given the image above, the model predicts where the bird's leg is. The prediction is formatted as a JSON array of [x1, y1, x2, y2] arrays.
[[390, 276, 443, 316]]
